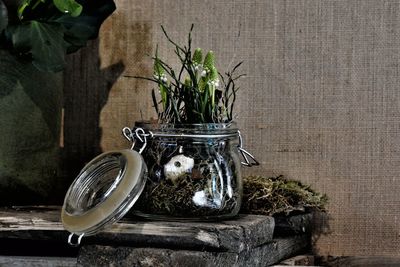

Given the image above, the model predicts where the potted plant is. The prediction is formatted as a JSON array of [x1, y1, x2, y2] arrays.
[[0, 0, 115, 205], [126, 25, 258, 220]]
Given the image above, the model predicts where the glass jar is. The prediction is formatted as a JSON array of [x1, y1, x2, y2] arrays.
[[132, 122, 243, 220], [61, 121, 258, 246]]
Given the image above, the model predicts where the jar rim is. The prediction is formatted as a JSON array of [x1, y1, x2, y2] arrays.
[[135, 121, 238, 131]]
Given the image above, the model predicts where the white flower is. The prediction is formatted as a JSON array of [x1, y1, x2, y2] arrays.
[[208, 79, 220, 88], [201, 70, 207, 77], [194, 63, 203, 71], [154, 74, 168, 83]]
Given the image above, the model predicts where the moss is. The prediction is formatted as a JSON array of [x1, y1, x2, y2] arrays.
[[240, 175, 328, 216], [135, 174, 327, 218], [134, 175, 240, 218]]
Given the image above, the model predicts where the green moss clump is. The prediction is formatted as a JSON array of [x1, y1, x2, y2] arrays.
[[134, 175, 240, 218], [240, 175, 328, 216]]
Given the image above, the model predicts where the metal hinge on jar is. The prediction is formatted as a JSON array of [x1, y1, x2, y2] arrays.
[[123, 127, 259, 167]]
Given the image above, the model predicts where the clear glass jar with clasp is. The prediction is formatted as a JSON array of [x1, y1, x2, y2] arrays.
[[61, 121, 258, 246], [130, 121, 251, 220]]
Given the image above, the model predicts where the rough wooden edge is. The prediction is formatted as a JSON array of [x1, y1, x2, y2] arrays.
[[77, 235, 309, 267], [0, 207, 275, 253], [0, 256, 77, 267], [278, 255, 315, 265], [274, 213, 313, 237]]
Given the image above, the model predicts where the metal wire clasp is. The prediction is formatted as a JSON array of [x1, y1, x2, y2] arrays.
[[122, 127, 149, 154], [122, 127, 258, 166], [68, 233, 84, 247], [237, 130, 259, 167]]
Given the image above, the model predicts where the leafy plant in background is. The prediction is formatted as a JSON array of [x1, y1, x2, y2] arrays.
[[0, 0, 116, 72], [136, 25, 245, 124], [0, 0, 115, 205]]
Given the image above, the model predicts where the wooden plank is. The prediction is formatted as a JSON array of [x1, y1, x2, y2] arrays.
[[0, 207, 275, 253], [278, 255, 315, 265], [95, 214, 275, 252], [77, 235, 309, 267], [0, 256, 76, 267], [274, 213, 313, 237], [0, 207, 311, 265], [243, 236, 310, 266]]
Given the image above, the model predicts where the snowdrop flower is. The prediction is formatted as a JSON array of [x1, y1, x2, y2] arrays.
[[208, 79, 220, 88], [193, 63, 203, 72], [161, 74, 168, 83], [154, 74, 168, 83]]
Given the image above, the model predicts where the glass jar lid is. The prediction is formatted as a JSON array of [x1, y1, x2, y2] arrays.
[[61, 149, 147, 238]]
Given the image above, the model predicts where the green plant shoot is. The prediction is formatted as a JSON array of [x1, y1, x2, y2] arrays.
[[135, 25, 245, 124]]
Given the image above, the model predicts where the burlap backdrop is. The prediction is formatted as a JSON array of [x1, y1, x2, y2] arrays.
[[63, 0, 400, 256]]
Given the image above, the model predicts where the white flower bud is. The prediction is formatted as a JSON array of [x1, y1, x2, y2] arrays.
[[207, 79, 220, 88], [161, 75, 168, 83]]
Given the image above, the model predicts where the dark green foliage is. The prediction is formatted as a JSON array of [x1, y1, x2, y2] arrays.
[[52, 0, 82, 17], [0, 2, 7, 32], [0, 49, 63, 204], [9, 21, 65, 71], [135, 25, 244, 124], [0, 0, 115, 72]]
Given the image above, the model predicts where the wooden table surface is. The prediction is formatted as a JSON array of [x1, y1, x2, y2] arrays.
[[0, 206, 313, 266]]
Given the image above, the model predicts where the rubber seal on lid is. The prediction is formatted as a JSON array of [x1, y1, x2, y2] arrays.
[[61, 149, 147, 236]]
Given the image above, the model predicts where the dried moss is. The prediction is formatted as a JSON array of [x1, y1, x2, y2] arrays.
[[240, 175, 328, 216], [134, 174, 327, 218], [134, 175, 240, 218]]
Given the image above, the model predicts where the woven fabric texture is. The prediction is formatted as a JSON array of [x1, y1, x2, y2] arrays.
[[64, 0, 400, 256]]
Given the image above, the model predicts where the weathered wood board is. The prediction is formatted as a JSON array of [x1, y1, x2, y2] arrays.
[[78, 236, 309, 267], [0, 207, 276, 253], [278, 254, 315, 266], [274, 213, 313, 236], [0, 207, 312, 266], [0, 256, 77, 267]]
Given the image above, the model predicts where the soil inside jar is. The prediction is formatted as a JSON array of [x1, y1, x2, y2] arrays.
[[134, 173, 240, 218]]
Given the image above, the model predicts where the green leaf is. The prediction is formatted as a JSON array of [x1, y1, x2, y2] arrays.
[[10, 21, 66, 72], [0, 49, 63, 136], [17, 0, 30, 19], [53, 0, 115, 53], [18, 0, 46, 20], [154, 59, 164, 76], [53, 0, 82, 17], [0, 0, 7, 32]]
